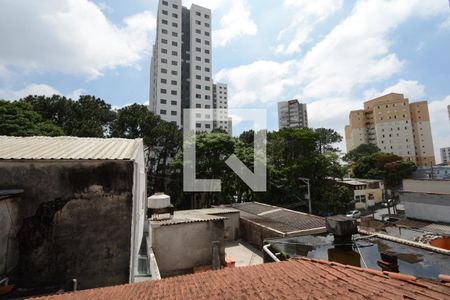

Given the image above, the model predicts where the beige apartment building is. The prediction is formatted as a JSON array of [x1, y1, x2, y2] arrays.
[[345, 93, 435, 167]]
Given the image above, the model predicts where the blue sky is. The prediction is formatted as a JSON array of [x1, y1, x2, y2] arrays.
[[0, 0, 449, 161]]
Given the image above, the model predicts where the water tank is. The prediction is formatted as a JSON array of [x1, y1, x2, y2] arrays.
[[148, 193, 171, 209]]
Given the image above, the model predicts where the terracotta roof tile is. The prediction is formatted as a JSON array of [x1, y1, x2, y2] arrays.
[[30, 258, 450, 300]]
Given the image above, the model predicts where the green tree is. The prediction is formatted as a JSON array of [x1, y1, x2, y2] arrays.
[[343, 143, 380, 162], [352, 152, 417, 188], [314, 128, 343, 154], [0, 100, 63, 136]]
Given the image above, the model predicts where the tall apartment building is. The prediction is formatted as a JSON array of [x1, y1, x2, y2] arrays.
[[278, 99, 308, 129], [345, 93, 435, 167], [150, 0, 217, 131], [213, 83, 229, 132], [441, 147, 450, 165]]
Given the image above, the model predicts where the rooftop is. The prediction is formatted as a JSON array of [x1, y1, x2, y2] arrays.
[[233, 202, 326, 235], [33, 258, 450, 300], [150, 207, 239, 226], [0, 136, 143, 161]]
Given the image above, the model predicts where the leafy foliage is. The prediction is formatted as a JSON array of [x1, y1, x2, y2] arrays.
[[343, 143, 380, 162]]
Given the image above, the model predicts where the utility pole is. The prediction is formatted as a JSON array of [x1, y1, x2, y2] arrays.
[[299, 178, 312, 214]]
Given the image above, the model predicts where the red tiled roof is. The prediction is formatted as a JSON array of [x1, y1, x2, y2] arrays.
[[32, 258, 450, 300]]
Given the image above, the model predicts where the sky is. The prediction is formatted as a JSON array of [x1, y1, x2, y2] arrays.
[[0, 0, 449, 161]]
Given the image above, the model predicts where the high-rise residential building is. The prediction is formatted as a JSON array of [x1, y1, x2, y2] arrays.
[[345, 93, 435, 167], [213, 83, 228, 132], [150, 0, 217, 131], [441, 147, 450, 165], [278, 99, 308, 129]]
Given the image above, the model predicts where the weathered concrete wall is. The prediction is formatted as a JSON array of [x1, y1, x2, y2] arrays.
[[209, 212, 240, 241], [0, 160, 134, 290], [0, 194, 21, 277], [151, 221, 225, 277], [401, 191, 450, 223], [403, 179, 450, 194], [239, 218, 284, 249]]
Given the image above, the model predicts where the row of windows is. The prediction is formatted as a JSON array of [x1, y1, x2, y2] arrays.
[[161, 48, 178, 56], [193, 74, 211, 81], [195, 94, 211, 100], [161, 1, 178, 9], [194, 47, 210, 54], [194, 29, 210, 37], [195, 84, 211, 91], [161, 58, 178, 66], [195, 65, 210, 72], [195, 104, 211, 108], [160, 99, 177, 105], [161, 10, 178, 19], [195, 11, 210, 19], [161, 19, 178, 28], [160, 109, 177, 116], [161, 29, 178, 37], [161, 68, 178, 75], [195, 56, 210, 63], [161, 39, 178, 47], [161, 78, 178, 85], [195, 38, 210, 46], [161, 89, 178, 95], [194, 20, 210, 27]]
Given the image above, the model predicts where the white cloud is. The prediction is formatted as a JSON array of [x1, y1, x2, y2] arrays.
[[0, 0, 156, 79], [213, 0, 257, 47], [429, 96, 450, 162], [275, 0, 343, 55], [0, 84, 84, 100], [364, 80, 426, 100], [215, 60, 297, 107]]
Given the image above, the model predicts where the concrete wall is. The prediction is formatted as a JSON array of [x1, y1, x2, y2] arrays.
[[150, 220, 225, 277], [239, 218, 284, 249], [403, 179, 450, 194], [401, 191, 450, 223], [0, 160, 135, 290], [210, 212, 240, 241], [0, 194, 21, 277]]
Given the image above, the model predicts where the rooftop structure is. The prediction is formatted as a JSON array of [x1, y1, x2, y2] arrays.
[[345, 93, 435, 167], [33, 258, 450, 300], [0, 136, 142, 160], [233, 202, 326, 247], [0, 136, 147, 295]]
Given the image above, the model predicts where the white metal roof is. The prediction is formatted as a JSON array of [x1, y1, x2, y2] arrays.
[[0, 136, 143, 160]]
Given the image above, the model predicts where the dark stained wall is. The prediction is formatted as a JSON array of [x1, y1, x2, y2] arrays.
[[0, 160, 134, 292]]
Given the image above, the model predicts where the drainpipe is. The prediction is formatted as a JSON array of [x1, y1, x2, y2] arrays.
[[263, 244, 280, 262]]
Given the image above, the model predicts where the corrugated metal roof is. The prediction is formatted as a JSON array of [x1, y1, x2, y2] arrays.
[[0, 136, 143, 160]]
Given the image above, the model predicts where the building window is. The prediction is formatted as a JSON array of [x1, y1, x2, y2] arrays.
[[195, 20, 201, 25], [172, 51, 177, 56], [196, 12, 201, 16], [205, 76, 210, 81], [205, 124, 211, 129], [196, 94, 201, 99], [205, 31, 210, 37], [196, 84, 201, 89], [205, 86, 210, 90], [161, 58, 167, 63], [196, 65, 201, 71], [172, 32, 178, 37], [162, 19, 168, 25], [162, 29, 168, 34], [161, 68, 167, 73], [196, 75, 201, 80], [205, 67, 210, 72], [196, 104, 201, 108], [172, 41, 178, 46], [196, 56, 201, 61], [162, 10, 168, 15], [205, 59, 210, 63], [171, 70, 177, 75], [196, 47, 201, 52], [205, 49, 210, 54], [171, 111, 177, 116], [161, 39, 168, 44], [172, 22, 178, 27], [172, 61, 178, 66], [196, 29, 201, 34], [161, 78, 167, 83], [160, 99, 167, 104], [205, 95, 211, 100], [205, 23, 210, 28], [172, 13, 178, 18], [161, 48, 168, 54], [171, 80, 177, 85], [171, 90, 177, 95], [205, 40, 210, 45], [171, 100, 177, 105], [196, 38, 201, 43], [162, 1, 168, 5], [161, 89, 167, 94], [160, 109, 166, 115], [172, 4, 178, 9]]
